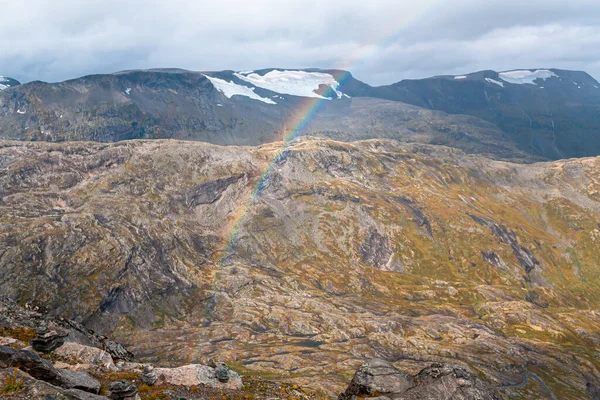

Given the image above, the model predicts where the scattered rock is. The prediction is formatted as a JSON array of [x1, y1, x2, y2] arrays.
[[155, 364, 242, 390], [342, 358, 413, 397], [108, 380, 140, 400], [30, 325, 67, 353]]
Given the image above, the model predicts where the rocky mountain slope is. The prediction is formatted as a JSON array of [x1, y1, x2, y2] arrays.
[[375, 68, 600, 160], [1, 67, 598, 161], [1, 137, 600, 398]]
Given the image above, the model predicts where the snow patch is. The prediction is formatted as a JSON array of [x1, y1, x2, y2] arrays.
[[454, 75, 467, 80], [16, 109, 26, 115], [234, 70, 343, 100], [499, 69, 557, 85], [217, 104, 223, 107], [485, 78, 504, 87], [0, 84, 7, 91], [204, 75, 276, 104], [124, 87, 131, 95]]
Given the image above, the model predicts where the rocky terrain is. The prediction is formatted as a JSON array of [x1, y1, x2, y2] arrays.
[[0, 297, 323, 399], [1, 137, 600, 398], [1, 67, 599, 160]]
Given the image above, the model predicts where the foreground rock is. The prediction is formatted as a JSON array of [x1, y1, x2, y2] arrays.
[[342, 359, 413, 397], [9, 348, 101, 393], [0, 368, 106, 400], [154, 363, 243, 390], [340, 361, 499, 400]]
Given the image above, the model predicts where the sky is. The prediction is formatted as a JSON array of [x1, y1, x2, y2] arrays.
[[1, 0, 599, 85]]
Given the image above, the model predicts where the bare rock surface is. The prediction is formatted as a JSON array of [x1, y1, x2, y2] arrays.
[[2, 138, 600, 398]]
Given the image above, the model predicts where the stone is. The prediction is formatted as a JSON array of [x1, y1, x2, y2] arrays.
[[0, 345, 16, 368], [8, 348, 100, 394], [155, 364, 242, 390], [65, 388, 109, 400], [103, 340, 134, 361], [108, 380, 140, 400], [0, 368, 105, 400], [30, 325, 67, 353], [141, 366, 157, 385], [396, 364, 499, 400], [55, 342, 116, 370], [343, 359, 413, 396], [56, 368, 101, 394], [9, 348, 60, 382]]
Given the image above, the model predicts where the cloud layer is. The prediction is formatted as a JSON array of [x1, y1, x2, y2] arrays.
[[1, 0, 599, 85]]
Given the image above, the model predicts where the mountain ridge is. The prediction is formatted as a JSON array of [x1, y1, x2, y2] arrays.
[[0, 67, 599, 161]]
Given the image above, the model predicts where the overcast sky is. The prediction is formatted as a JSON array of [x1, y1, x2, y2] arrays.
[[1, 0, 599, 85]]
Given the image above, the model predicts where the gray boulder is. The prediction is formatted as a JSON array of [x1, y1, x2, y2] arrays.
[[343, 359, 413, 397], [56, 368, 101, 394], [397, 364, 500, 400], [9, 349, 60, 382]]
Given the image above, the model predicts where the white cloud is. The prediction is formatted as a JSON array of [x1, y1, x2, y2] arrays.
[[0, 0, 598, 85]]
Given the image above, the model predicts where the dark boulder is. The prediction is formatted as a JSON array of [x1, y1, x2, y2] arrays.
[[56, 369, 101, 394], [9, 349, 60, 382], [9, 348, 100, 394]]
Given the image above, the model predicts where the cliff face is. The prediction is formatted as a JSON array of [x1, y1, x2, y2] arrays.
[[1, 137, 600, 398]]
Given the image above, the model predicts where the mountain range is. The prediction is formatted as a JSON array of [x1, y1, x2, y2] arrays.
[[1, 67, 599, 161], [2, 66, 600, 399]]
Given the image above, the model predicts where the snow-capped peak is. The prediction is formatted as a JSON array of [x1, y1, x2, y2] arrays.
[[498, 69, 557, 85], [0, 76, 9, 90], [234, 70, 343, 100], [204, 75, 276, 104]]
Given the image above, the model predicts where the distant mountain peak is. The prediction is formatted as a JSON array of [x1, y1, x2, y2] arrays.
[[0, 75, 20, 90]]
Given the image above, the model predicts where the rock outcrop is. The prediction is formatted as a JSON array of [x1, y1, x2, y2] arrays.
[[341, 359, 413, 397], [340, 361, 500, 400]]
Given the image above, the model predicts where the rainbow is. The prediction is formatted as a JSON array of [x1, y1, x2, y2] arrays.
[[216, 70, 354, 267], [203, 5, 437, 320]]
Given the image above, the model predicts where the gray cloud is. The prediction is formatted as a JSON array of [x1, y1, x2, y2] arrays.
[[0, 0, 598, 85]]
